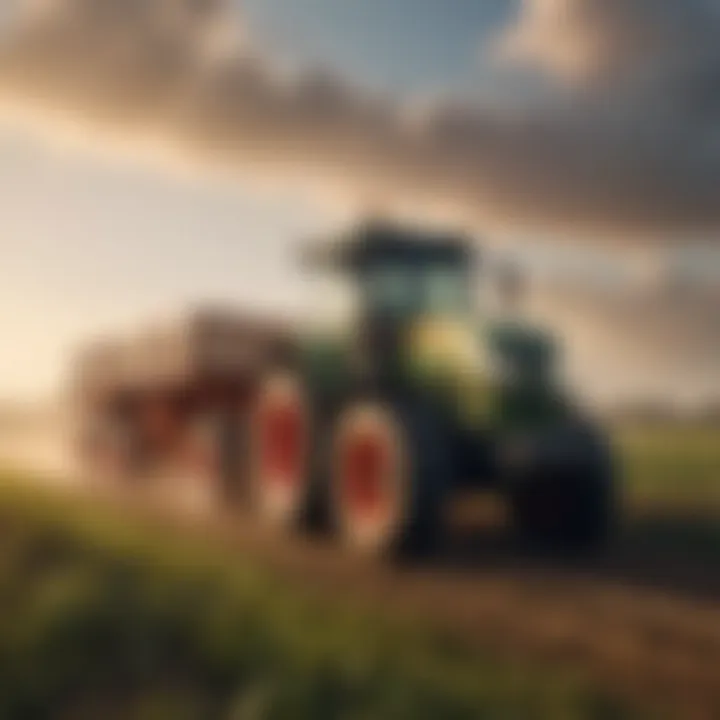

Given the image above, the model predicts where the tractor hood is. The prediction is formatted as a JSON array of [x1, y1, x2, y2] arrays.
[[404, 316, 494, 425], [404, 316, 568, 430]]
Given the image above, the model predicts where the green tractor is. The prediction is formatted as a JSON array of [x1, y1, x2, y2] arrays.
[[248, 221, 616, 558]]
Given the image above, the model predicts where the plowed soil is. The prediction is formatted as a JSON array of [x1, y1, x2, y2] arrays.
[[143, 487, 720, 720]]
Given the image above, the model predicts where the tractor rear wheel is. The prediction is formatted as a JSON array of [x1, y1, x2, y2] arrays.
[[331, 398, 449, 559]]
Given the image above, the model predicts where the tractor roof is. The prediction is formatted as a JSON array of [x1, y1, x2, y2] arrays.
[[303, 220, 477, 273]]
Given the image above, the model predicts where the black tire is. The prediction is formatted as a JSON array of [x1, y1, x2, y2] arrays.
[[512, 473, 614, 552], [330, 397, 450, 560], [510, 431, 616, 554]]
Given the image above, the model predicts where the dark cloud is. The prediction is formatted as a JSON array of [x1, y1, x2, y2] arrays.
[[1, 0, 720, 240]]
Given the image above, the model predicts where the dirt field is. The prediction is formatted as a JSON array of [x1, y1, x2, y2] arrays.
[[158, 495, 720, 718], [1, 420, 719, 718]]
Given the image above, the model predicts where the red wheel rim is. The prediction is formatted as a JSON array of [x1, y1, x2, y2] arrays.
[[257, 394, 305, 491], [340, 427, 396, 528]]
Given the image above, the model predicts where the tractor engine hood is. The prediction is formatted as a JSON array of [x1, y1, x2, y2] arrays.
[[404, 316, 494, 425]]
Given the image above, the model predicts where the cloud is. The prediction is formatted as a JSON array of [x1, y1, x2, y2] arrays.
[[1, 0, 720, 241], [529, 281, 720, 402], [498, 0, 720, 88]]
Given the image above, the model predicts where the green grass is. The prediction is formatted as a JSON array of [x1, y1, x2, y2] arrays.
[[617, 423, 720, 507], [0, 476, 627, 720], [615, 423, 720, 565], [0, 422, 716, 719]]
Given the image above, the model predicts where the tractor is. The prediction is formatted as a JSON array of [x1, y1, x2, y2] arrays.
[[74, 220, 616, 559], [249, 221, 616, 557]]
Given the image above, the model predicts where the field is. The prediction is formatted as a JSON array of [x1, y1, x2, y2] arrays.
[[618, 423, 720, 572], [0, 422, 717, 719], [620, 423, 720, 508]]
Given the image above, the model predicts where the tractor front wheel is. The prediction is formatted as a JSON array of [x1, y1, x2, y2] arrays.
[[510, 466, 615, 554]]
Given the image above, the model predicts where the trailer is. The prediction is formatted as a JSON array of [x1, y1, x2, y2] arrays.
[[73, 309, 291, 500]]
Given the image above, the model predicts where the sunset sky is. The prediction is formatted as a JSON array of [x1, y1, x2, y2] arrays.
[[0, 0, 718, 403]]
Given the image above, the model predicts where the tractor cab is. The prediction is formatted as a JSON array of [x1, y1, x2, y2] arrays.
[[304, 220, 561, 394], [304, 220, 482, 386], [305, 221, 476, 323]]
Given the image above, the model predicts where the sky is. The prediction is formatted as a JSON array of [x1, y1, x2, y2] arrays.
[[0, 120, 336, 398], [0, 0, 718, 404], [242, 0, 512, 95]]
